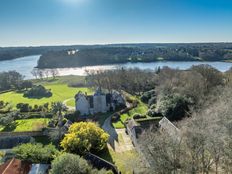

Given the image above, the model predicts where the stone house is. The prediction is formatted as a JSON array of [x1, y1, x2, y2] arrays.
[[75, 88, 126, 116]]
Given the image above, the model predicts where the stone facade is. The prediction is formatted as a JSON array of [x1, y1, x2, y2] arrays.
[[75, 88, 125, 116], [75, 92, 90, 115]]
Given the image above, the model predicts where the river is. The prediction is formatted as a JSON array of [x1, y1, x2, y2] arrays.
[[0, 55, 232, 79]]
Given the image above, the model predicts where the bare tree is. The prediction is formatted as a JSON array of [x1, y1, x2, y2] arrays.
[[50, 69, 59, 79], [38, 69, 44, 80], [31, 68, 39, 79], [138, 86, 232, 174], [44, 69, 50, 79], [139, 128, 183, 174], [85, 68, 154, 95]]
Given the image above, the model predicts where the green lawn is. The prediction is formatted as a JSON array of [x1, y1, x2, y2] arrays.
[[0, 118, 50, 132], [98, 148, 139, 174], [66, 98, 75, 107], [32, 75, 86, 86], [0, 76, 93, 108], [0, 125, 4, 132], [113, 98, 148, 129]]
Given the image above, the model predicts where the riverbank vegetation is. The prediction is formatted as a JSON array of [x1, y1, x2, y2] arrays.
[[2, 43, 232, 64], [37, 43, 232, 68]]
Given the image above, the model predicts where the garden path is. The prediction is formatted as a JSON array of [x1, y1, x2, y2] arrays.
[[63, 98, 75, 111], [102, 114, 134, 152]]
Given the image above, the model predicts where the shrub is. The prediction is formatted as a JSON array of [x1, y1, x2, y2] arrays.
[[125, 95, 134, 104], [132, 100, 139, 107], [133, 113, 146, 119], [0, 151, 4, 158], [64, 111, 80, 123], [124, 118, 130, 124], [111, 113, 120, 122], [16, 103, 31, 112], [23, 85, 52, 98], [0, 136, 34, 149], [0, 114, 14, 127], [13, 143, 59, 163], [0, 111, 19, 126], [147, 109, 156, 117], [68, 82, 86, 88], [156, 93, 191, 121], [150, 104, 156, 110], [140, 90, 156, 103], [21, 112, 53, 119], [61, 122, 109, 154], [50, 153, 110, 174], [18, 80, 33, 90], [0, 101, 5, 109], [148, 96, 157, 106], [48, 119, 58, 128], [62, 118, 68, 125]]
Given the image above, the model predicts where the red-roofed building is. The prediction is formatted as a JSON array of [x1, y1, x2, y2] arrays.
[[0, 158, 31, 174]]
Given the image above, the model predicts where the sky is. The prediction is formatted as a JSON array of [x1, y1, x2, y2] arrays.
[[0, 0, 232, 46]]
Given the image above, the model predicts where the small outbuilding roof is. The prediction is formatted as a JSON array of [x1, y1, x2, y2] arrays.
[[159, 117, 181, 138], [28, 164, 50, 174], [0, 158, 31, 174]]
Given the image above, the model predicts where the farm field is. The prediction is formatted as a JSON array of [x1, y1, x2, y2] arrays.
[[0, 118, 50, 132], [0, 76, 93, 108]]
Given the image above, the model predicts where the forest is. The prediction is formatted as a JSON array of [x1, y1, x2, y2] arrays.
[[1, 43, 232, 67], [37, 43, 232, 68], [85, 65, 232, 173]]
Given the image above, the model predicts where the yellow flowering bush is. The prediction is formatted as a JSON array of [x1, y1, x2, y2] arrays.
[[61, 122, 109, 154]]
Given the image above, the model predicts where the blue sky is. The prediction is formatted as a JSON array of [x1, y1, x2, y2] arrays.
[[0, 0, 232, 46]]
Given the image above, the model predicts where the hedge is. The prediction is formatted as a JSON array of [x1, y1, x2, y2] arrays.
[[0, 136, 35, 149]]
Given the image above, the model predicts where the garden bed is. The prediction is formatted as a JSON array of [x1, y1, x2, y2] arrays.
[[113, 95, 148, 129]]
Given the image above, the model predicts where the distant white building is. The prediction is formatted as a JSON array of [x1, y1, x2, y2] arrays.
[[75, 88, 126, 115], [67, 50, 78, 55]]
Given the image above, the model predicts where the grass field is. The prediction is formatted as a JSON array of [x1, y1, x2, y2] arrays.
[[0, 118, 50, 132], [98, 147, 140, 174], [66, 98, 75, 107], [0, 76, 93, 108]]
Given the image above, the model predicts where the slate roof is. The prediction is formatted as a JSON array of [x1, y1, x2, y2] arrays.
[[126, 119, 143, 138], [106, 93, 112, 104], [87, 95, 94, 108], [159, 117, 181, 138], [28, 164, 50, 174], [84, 153, 119, 174]]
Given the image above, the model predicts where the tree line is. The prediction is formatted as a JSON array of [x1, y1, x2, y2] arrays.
[[0, 71, 32, 92], [37, 43, 232, 68], [139, 85, 232, 173], [31, 68, 59, 80]]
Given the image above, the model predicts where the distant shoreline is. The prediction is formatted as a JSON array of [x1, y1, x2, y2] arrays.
[[35, 59, 231, 69], [1, 42, 232, 64]]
